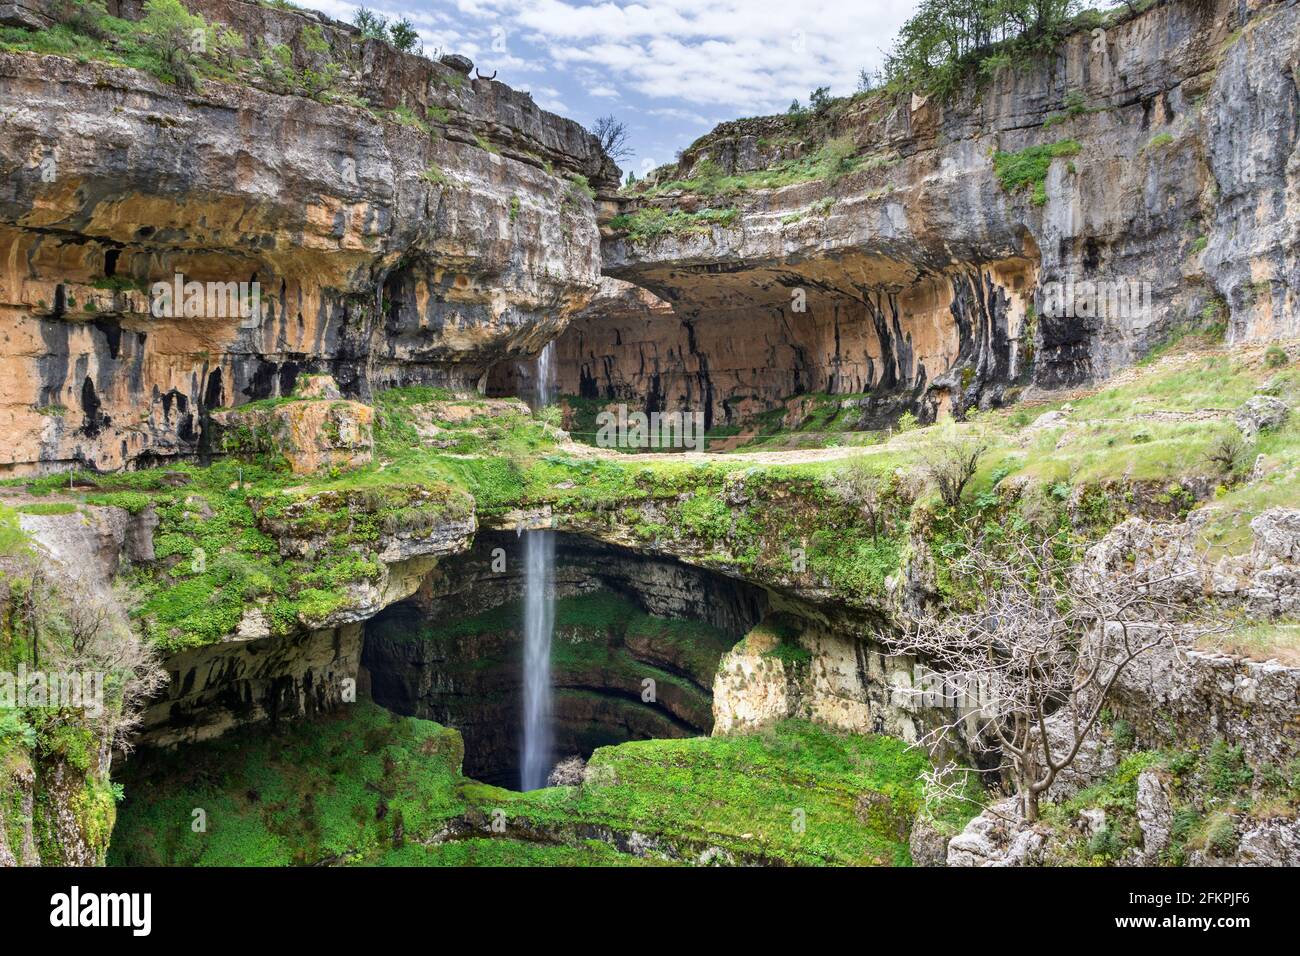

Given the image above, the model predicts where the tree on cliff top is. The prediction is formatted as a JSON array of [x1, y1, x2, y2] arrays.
[[389, 18, 420, 54], [885, 0, 1081, 94], [592, 115, 632, 162], [140, 0, 210, 90]]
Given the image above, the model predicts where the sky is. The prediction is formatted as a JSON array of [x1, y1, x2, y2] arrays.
[[310, 0, 919, 178]]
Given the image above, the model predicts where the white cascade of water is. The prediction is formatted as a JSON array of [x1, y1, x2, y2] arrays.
[[534, 340, 555, 408], [519, 527, 555, 791], [520, 342, 557, 790]]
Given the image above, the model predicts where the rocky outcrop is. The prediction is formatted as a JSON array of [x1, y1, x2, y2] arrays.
[[711, 617, 938, 742], [571, 0, 1299, 430], [212, 376, 374, 475], [0, 0, 617, 474], [138, 622, 363, 747], [1082, 508, 1300, 766]]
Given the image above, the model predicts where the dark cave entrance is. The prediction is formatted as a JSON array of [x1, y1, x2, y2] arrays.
[[361, 531, 766, 789]]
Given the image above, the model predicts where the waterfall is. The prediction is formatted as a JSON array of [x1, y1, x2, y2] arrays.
[[520, 527, 555, 790], [520, 341, 557, 790], [532, 340, 555, 408]]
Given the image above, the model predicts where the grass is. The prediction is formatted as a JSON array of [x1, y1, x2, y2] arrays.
[[14, 502, 78, 516], [627, 140, 880, 201], [374, 837, 673, 866], [468, 719, 981, 865], [1197, 621, 1300, 665], [108, 703, 973, 866], [108, 701, 466, 866], [607, 206, 739, 241], [0, 504, 30, 556]]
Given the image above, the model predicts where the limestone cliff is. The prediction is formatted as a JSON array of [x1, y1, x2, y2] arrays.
[[0, 0, 617, 474], [566, 0, 1299, 427]]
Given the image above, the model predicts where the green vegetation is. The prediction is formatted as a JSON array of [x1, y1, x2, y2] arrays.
[[606, 206, 739, 241], [993, 139, 1081, 206], [1145, 132, 1175, 151], [352, 6, 419, 55], [419, 164, 448, 187], [376, 837, 672, 866], [387, 104, 430, 134], [1043, 89, 1097, 128], [108, 703, 975, 866], [108, 702, 466, 865], [471, 719, 980, 865], [1044, 737, 1299, 865], [628, 140, 879, 202], [883, 0, 1130, 95]]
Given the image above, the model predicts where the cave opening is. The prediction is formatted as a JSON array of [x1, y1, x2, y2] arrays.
[[361, 531, 766, 790]]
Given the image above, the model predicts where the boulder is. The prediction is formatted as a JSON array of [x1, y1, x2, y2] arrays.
[[1135, 770, 1173, 863], [439, 53, 473, 75], [214, 391, 374, 476], [547, 755, 587, 787], [908, 814, 949, 866], [1233, 395, 1289, 439]]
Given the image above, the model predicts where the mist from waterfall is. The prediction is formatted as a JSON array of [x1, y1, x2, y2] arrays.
[[520, 340, 557, 791]]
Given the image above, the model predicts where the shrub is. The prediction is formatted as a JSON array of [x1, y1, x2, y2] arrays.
[[352, 6, 389, 42], [53, 0, 109, 37], [139, 0, 209, 89], [921, 427, 987, 509], [993, 140, 1081, 206], [389, 17, 418, 53], [1203, 812, 1237, 856], [1111, 718, 1135, 750], [1264, 345, 1288, 368], [1207, 740, 1253, 794]]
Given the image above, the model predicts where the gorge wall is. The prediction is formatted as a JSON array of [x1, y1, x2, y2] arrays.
[[0, 0, 617, 474], [544, 0, 1300, 428]]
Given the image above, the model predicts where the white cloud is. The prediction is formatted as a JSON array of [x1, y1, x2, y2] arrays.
[[326, 1, 919, 168]]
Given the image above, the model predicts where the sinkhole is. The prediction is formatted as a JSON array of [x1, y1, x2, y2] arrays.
[[361, 531, 766, 790]]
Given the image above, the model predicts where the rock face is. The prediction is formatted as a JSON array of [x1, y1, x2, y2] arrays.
[[560, 0, 1299, 429], [139, 622, 363, 747], [0, 0, 617, 474], [1083, 508, 1300, 766], [711, 616, 942, 742], [212, 377, 375, 475]]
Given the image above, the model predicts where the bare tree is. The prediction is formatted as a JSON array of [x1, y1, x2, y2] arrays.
[[10, 559, 166, 752], [825, 456, 888, 540], [591, 114, 632, 162], [920, 425, 988, 509], [886, 527, 1213, 822]]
